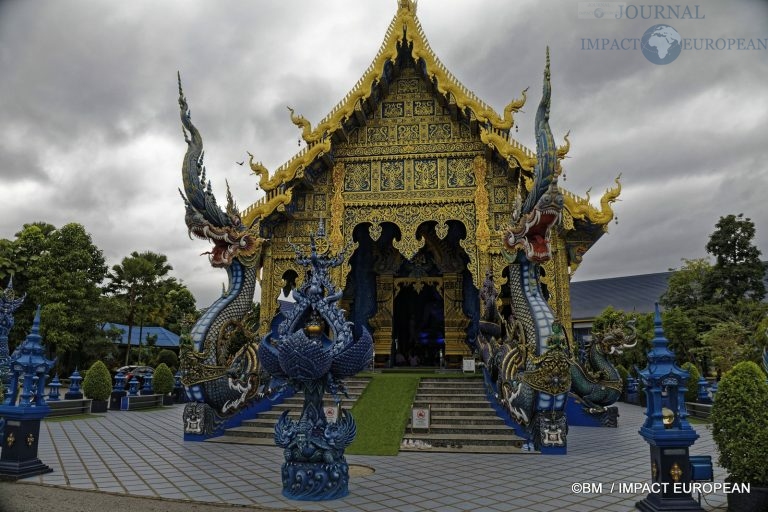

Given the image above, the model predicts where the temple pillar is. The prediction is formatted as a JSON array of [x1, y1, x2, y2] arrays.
[[369, 274, 394, 367], [442, 272, 471, 366]]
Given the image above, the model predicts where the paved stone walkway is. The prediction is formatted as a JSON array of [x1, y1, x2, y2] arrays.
[[5, 403, 729, 511]]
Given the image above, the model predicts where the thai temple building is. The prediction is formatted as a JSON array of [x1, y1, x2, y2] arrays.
[[242, 0, 621, 365], [233, 0, 620, 368]]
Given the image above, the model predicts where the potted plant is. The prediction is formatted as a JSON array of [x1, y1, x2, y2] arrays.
[[710, 361, 768, 511], [153, 363, 175, 405], [82, 360, 112, 413]]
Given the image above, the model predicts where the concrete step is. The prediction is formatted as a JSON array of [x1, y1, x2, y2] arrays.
[[412, 400, 492, 409], [225, 426, 275, 438], [414, 393, 487, 401], [427, 407, 499, 416], [406, 424, 516, 436], [398, 442, 534, 455], [207, 436, 279, 446], [430, 415, 507, 425], [401, 432, 525, 447]]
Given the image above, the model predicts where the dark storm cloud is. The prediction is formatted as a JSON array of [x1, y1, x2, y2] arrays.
[[1, 0, 767, 307]]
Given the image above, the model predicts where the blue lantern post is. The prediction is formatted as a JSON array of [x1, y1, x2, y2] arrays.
[[110, 371, 127, 410], [172, 371, 187, 403], [0, 306, 56, 480], [140, 369, 154, 395], [696, 376, 711, 404], [64, 369, 83, 399], [48, 374, 62, 401], [636, 304, 702, 512]]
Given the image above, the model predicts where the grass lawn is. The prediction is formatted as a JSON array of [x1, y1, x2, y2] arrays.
[[346, 372, 482, 456]]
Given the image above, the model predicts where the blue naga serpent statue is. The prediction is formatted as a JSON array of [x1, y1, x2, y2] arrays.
[[176, 75, 268, 436], [570, 320, 637, 415], [258, 233, 373, 500], [479, 50, 572, 451], [479, 53, 631, 448]]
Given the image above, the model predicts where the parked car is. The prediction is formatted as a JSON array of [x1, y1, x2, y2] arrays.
[[115, 365, 154, 386]]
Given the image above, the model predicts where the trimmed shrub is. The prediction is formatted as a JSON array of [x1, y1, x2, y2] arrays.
[[153, 349, 179, 371], [153, 363, 175, 395], [711, 361, 768, 485], [680, 362, 700, 403], [82, 360, 113, 401]]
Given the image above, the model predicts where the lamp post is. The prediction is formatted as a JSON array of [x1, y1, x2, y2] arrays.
[[636, 304, 702, 512], [0, 306, 55, 480]]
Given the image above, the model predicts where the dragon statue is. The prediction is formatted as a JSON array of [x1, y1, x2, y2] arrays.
[[570, 321, 637, 416], [258, 229, 373, 500], [479, 52, 630, 448], [176, 74, 268, 436], [478, 50, 572, 451]]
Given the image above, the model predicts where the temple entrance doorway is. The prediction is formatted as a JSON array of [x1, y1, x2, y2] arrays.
[[392, 281, 445, 367]]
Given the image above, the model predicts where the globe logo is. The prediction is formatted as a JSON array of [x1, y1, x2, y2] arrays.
[[641, 25, 682, 65]]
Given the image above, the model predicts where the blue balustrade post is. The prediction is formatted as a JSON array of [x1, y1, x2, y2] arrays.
[[48, 374, 61, 401], [708, 381, 718, 402], [128, 376, 139, 396], [172, 371, 187, 403], [140, 370, 154, 395], [64, 369, 83, 400], [110, 371, 127, 411], [626, 376, 638, 404], [696, 376, 711, 404]]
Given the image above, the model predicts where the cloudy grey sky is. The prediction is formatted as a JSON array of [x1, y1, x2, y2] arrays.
[[1, 0, 767, 309]]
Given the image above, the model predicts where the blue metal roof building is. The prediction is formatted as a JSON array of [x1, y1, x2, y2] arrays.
[[102, 323, 180, 348], [570, 272, 673, 324], [569, 272, 672, 343]]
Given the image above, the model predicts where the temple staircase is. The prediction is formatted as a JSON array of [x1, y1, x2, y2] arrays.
[[206, 377, 371, 446], [400, 378, 532, 454]]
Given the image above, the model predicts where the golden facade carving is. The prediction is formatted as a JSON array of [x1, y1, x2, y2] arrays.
[[473, 156, 491, 253], [329, 162, 345, 252], [562, 175, 622, 225]]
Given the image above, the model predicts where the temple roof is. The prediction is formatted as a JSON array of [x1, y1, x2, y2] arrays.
[[240, 0, 620, 254]]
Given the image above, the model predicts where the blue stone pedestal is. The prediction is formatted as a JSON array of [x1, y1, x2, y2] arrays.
[[109, 390, 127, 411], [0, 405, 53, 481], [282, 460, 350, 500]]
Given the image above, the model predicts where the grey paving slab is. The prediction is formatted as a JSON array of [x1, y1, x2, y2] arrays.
[[3, 402, 735, 511]]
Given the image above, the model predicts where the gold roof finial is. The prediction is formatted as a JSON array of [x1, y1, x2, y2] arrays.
[[398, 0, 416, 13]]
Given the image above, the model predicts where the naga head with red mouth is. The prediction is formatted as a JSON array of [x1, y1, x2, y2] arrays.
[[504, 182, 563, 264], [185, 208, 265, 268]]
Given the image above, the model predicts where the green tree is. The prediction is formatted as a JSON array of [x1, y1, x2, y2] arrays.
[[661, 307, 698, 364], [162, 285, 198, 333], [661, 258, 712, 310], [106, 251, 173, 365], [26, 224, 107, 371], [704, 214, 765, 303], [153, 349, 179, 370], [698, 321, 751, 374]]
